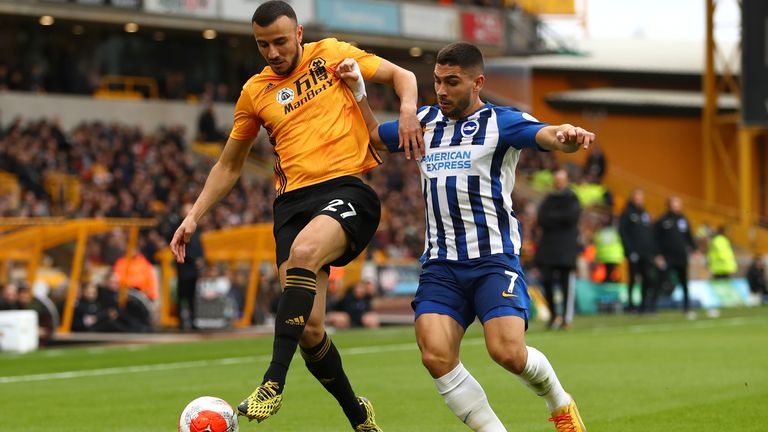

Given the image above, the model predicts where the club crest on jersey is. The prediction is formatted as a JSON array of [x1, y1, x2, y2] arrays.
[[461, 120, 480, 137], [276, 88, 295, 105]]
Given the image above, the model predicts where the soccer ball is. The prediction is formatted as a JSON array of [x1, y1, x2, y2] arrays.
[[178, 396, 239, 432]]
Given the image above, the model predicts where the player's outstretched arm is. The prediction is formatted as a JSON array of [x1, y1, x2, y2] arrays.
[[170, 136, 252, 263], [335, 58, 387, 151], [368, 58, 423, 160], [536, 124, 595, 153]]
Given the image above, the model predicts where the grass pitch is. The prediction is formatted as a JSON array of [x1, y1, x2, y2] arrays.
[[1, 307, 766, 431]]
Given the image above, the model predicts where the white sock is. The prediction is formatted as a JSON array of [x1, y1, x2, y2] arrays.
[[434, 363, 507, 432], [517, 346, 571, 412]]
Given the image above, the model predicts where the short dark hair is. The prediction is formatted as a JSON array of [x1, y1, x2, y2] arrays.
[[436, 42, 484, 73], [252, 1, 297, 27]]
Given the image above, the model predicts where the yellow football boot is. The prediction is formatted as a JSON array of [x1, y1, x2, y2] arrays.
[[354, 397, 383, 432], [548, 397, 586, 432], [237, 380, 283, 423]]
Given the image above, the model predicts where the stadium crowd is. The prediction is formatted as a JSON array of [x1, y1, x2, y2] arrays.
[[0, 113, 764, 333]]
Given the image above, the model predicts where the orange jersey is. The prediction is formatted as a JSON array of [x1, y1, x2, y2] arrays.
[[230, 38, 384, 195]]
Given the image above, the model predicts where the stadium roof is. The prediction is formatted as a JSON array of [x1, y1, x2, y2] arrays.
[[545, 87, 740, 115], [489, 39, 741, 76]]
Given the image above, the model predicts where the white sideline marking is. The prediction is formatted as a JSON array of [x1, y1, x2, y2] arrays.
[[0, 316, 760, 384]]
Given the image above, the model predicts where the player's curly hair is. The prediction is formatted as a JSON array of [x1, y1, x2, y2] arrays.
[[252, 0, 297, 27], [436, 42, 484, 74]]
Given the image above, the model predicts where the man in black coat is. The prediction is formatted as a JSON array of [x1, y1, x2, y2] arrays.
[[654, 196, 697, 317], [535, 169, 582, 329], [175, 203, 206, 330], [619, 189, 657, 313], [746, 255, 767, 304]]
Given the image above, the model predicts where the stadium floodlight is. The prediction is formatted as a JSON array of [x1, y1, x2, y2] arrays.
[[203, 29, 217, 40]]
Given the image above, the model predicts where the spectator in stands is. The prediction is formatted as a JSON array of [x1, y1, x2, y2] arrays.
[[619, 188, 657, 313], [16, 285, 54, 345], [571, 172, 610, 209], [97, 273, 153, 333], [584, 142, 606, 181], [198, 101, 225, 142], [72, 282, 120, 332], [0, 282, 20, 310], [707, 226, 737, 279], [593, 212, 624, 283], [534, 169, 582, 329], [327, 278, 380, 329], [654, 196, 697, 318], [113, 249, 159, 301], [176, 203, 206, 330], [746, 255, 767, 304]]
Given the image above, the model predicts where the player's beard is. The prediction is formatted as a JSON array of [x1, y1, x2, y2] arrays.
[[439, 93, 471, 119], [272, 41, 302, 76]]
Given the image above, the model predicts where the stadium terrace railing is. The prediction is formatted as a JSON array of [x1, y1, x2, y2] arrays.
[[95, 75, 159, 100], [0, 218, 156, 334]]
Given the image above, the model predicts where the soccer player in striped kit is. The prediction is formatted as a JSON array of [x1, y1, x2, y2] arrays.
[[337, 42, 593, 432]]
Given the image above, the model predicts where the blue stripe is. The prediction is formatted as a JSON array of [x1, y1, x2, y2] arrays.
[[421, 178, 433, 263], [429, 177, 448, 259], [490, 142, 513, 253], [420, 106, 440, 125], [468, 175, 491, 256], [429, 118, 448, 149], [445, 176, 467, 260], [472, 109, 493, 146], [449, 119, 465, 146]]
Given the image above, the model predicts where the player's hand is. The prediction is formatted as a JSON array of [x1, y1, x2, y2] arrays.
[[399, 111, 424, 160], [556, 124, 595, 153], [170, 217, 197, 264], [335, 58, 360, 86]]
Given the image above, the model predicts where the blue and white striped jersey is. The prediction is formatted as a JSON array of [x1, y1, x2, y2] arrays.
[[378, 103, 547, 263]]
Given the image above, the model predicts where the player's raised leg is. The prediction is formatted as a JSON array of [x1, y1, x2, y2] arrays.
[[299, 269, 381, 431], [238, 215, 346, 422], [416, 312, 507, 432], [483, 316, 586, 432]]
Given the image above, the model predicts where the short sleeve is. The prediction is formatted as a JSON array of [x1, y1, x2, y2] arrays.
[[229, 88, 261, 141], [495, 108, 547, 150], [331, 39, 383, 80], [377, 121, 401, 153]]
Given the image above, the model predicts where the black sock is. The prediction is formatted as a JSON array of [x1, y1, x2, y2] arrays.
[[263, 268, 316, 392], [302, 332, 366, 427]]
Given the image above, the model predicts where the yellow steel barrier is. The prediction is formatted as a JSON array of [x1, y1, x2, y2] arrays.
[[0, 171, 20, 208], [0, 218, 156, 334], [157, 223, 276, 329], [95, 75, 159, 99], [44, 174, 81, 212]]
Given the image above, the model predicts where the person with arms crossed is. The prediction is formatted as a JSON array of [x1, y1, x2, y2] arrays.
[[653, 196, 697, 319], [337, 42, 591, 431], [169, 2, 422, 430], [619, 189, 656, 313]]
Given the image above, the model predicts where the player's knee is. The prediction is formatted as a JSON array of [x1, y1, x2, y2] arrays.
[[287, 243, 322, 271], [488, 345, 526, 374], [420, 350, 457, 378]]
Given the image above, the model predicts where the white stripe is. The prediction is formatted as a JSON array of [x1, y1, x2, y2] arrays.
[[500, 149, 521, 254], [435, 177, 457, 260], [424, 179, 439, 261], [480, 176, 502, 255], [457, 176, 480, 259]]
